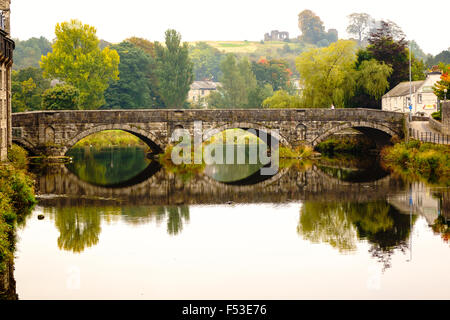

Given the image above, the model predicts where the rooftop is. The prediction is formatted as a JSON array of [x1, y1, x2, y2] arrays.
[[190, 81, 220, 90], [383, 81, 425, 98]]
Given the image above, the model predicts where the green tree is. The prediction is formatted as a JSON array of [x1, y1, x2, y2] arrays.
[[251, 58, 293, 92], [427, 49, 450, 67], [40, 20, 120, 110], [189, 42, 224, 81], [208, 54, 258, 109], [12, 67, 51, 112], [296, 40, 357, 108], [13, 37, 52, 70], [262, 90, 302, 109], [298, 10, 326, 44], [103, 42, 159, 109], [42, 85, 79, 110], [154, 29, 194, 108]]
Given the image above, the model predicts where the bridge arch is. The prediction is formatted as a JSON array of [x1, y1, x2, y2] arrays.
[[202, 122, 291, 147], [311, 121, 398, 147], [63, 124, 164, 155]]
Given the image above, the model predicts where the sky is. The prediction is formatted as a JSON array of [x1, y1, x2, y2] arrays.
[[10, 0, 450, 55]]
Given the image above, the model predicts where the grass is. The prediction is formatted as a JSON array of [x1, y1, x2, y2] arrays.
[[73, 130, 148, 148], [0, 146, 36, 274], [381, 140, 450, 186]]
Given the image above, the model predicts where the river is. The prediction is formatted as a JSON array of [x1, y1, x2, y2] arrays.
[[7, 146, 450, 299]]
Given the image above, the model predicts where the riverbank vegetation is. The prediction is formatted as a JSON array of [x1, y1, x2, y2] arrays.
[[381, 140, 450, 186], [315, 135, 375, 155], [0, 146, 36, 273], [73, 130, 148, 148]]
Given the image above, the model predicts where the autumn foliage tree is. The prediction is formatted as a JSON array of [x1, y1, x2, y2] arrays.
[[433, 64, 450, 100]]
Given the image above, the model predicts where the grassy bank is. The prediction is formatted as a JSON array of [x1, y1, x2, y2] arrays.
[[381, 140, 450, 186], [73, 130, 147, 148], [0, 145, 36, 273]]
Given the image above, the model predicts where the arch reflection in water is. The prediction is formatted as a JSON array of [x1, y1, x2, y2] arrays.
[[66, 147, 160, 188], [203, 132, 276, 185], [45, 205, 190, 253]]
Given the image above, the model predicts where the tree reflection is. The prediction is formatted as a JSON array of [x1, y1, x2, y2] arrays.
[[298, 202, 358, 252], [48, 205, 191, 253], [49, 206, 120, 253], [121, 206, 190, 236], [298, 201, 416, 269], [66, 147, 151, 186]]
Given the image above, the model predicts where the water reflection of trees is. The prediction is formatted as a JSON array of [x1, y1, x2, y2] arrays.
[[47, 205, 190, 253], [298, 201, 416, 269], [66, 147, 150, 186]]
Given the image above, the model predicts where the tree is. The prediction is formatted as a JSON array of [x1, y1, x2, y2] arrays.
[[347, 13, 372, 45], [251, 58, 293, 92], [13, 37, 52, 70], [103, 42, 159, 109], [40, 20, 120, 110], [154, 29, 194, 108], [262, 90, 302, 109], [433, 64, 450, 100], [208, 54, 258, 109], [296, 40, 357, 108], [355, 60, 393, 100], [298, 10, 338, 46], [12, 67, 51, 112], [427, 49, 450, 67], [298, 10, 326, 44], [365, 21, 409, 89], [42, 85, 79, 110], [126, 37, 156, 58], [189, 42, 224, 81]]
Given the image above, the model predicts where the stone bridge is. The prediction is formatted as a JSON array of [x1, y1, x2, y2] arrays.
[[12, 109, 406, 156]]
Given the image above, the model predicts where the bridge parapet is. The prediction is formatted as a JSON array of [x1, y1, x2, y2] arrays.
[[12, 109, 406, 156]]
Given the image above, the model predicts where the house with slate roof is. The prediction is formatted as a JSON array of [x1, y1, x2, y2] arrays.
[[382, 72, 442, 116]]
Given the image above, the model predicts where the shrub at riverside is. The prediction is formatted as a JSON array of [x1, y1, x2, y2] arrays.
[[381, 140, 450, 185], [0, 146, 36, 272]]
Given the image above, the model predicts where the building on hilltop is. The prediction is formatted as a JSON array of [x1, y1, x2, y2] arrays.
[[0, 0, 14, 161], [188, 80, 220, 109], [382, 72, 442, 117], [264, 30, 289, 42]]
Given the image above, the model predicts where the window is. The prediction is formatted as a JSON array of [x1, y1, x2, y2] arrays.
[[0, 69, 3, 90], [418, 94, 423, 104]]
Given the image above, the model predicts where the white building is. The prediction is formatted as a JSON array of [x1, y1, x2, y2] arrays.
[[188, 81, 220, 108], [382, 72, 442, 117]]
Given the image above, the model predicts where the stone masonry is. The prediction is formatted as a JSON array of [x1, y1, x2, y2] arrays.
[[12, 108, 406, 157], [0, 0, 13, 161]]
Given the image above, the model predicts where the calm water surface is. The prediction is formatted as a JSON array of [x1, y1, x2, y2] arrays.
[[11, 147, 450, 299]]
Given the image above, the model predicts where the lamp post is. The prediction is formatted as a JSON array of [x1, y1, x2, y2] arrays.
[[409, 41, 413, 121]]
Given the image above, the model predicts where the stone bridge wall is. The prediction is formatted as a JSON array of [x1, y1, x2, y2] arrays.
[[12, 109, 406, 156]]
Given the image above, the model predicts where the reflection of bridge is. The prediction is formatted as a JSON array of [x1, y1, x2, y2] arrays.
[[12, 109, 406, 156], [35, 165, 406, 207]]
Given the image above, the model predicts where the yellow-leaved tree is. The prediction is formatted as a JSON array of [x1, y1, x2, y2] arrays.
[[40, 20, 120, 110]]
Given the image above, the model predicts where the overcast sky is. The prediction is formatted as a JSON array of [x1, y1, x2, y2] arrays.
[[10, 0, 450, 55]]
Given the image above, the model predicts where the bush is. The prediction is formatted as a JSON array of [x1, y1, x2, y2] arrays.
[[0, 164, 36, 271], [432, 111, 442, 121], [8, 144, 29, 170], [42, 84, 79, 110], [381, 141, 450, 185]]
